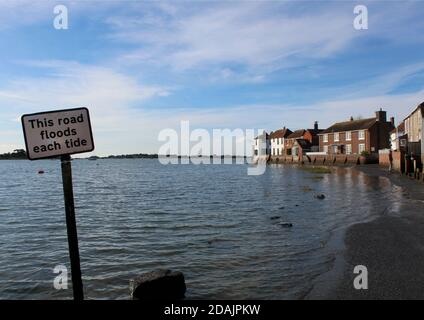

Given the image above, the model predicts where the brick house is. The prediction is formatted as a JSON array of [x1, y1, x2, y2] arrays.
[[285, 122, 322, 156], [319, 109, 394, 155], [270, 127, 292, 156]]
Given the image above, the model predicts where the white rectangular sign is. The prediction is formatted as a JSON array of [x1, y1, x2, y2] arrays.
[[21, 107, 94, 160]]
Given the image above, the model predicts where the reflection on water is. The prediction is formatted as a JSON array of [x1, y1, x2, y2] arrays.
[[0, 160, 408, 299]]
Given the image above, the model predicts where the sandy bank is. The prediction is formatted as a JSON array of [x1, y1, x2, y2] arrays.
[[308, 165, 424, 299]]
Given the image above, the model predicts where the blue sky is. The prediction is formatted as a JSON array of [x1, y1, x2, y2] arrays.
[[1, 0, 424, 155]]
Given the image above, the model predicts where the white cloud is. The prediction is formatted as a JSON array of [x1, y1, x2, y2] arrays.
[[110, 2, 358, 74], [0, 60, 171, 155]]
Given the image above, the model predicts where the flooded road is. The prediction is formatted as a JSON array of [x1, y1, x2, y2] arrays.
[[0, 159, 407, 299]]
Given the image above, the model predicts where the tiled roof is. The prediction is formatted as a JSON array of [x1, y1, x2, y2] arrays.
[[295, 138, 312, 149], [287, 129, 306, 139], [390, 122, 405, 134], [321, 118, 376, 134], [270, 127, 292, 139], [307, 128, 324, 135]]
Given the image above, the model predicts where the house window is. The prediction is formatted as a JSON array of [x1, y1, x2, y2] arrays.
[[277, 149, 280, 156], [346, 144, 352, 155], [346, 131, 351, 141], [359, 143, 366, 154], [359, 130, 365, 140], [334, 133, 339, 142], [323, 145, 328, 153], [323, 134, 328, 142]]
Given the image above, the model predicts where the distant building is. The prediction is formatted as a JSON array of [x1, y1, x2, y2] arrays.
[[270, 127, 292, 156], [292, 138, 312, 159], [319, 109, 394, 155], [253, 132, 270, 156], [390, 122, 407, 152], [404, 102, 424, 160], [285, 121, 322, 156]]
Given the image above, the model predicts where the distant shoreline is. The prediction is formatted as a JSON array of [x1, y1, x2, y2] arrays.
[[0, 152, 250, 160]]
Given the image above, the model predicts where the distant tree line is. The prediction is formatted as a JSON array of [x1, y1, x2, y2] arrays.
[[0, 150, 159, 160], [104, 153, 158, 159], [0, 149, 27, 160]]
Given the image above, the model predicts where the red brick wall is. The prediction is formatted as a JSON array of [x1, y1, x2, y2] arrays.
[[320, 130, 367, 154], [368, 122, 393, 152]]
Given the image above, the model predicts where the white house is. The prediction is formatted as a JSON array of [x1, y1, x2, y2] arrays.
[[253, 132, 271, 156], [269, 127, 292, 156], [390, 122, 407, 151]]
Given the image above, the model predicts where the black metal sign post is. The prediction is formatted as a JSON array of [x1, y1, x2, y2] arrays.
[[61, 154, 84, 300], [21, 108, 94, 301]]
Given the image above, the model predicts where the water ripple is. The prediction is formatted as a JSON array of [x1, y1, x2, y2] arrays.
[[0, 159, 402, 299]]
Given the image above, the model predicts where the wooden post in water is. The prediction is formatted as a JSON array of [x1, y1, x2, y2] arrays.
[[61, 154, 84, 300]]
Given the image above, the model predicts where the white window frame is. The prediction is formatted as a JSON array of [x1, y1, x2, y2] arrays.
[[346, 131, 351, 141], [346, 144, 352, 155], [334, 132, 339, 142], [323, 134, 328, 143], [359, 130, 365, 140], [323, 145, 328, 153], [359, 143, 366, 154]]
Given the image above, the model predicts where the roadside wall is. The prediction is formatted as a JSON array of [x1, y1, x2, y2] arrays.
[[379, 149, 391, 167], [270, 154, 360, 165]]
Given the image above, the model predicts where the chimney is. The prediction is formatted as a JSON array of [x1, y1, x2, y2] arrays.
[[314, 121, 318, 131], [375, 108, 387, 122], [390, 117, 395, 126]]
